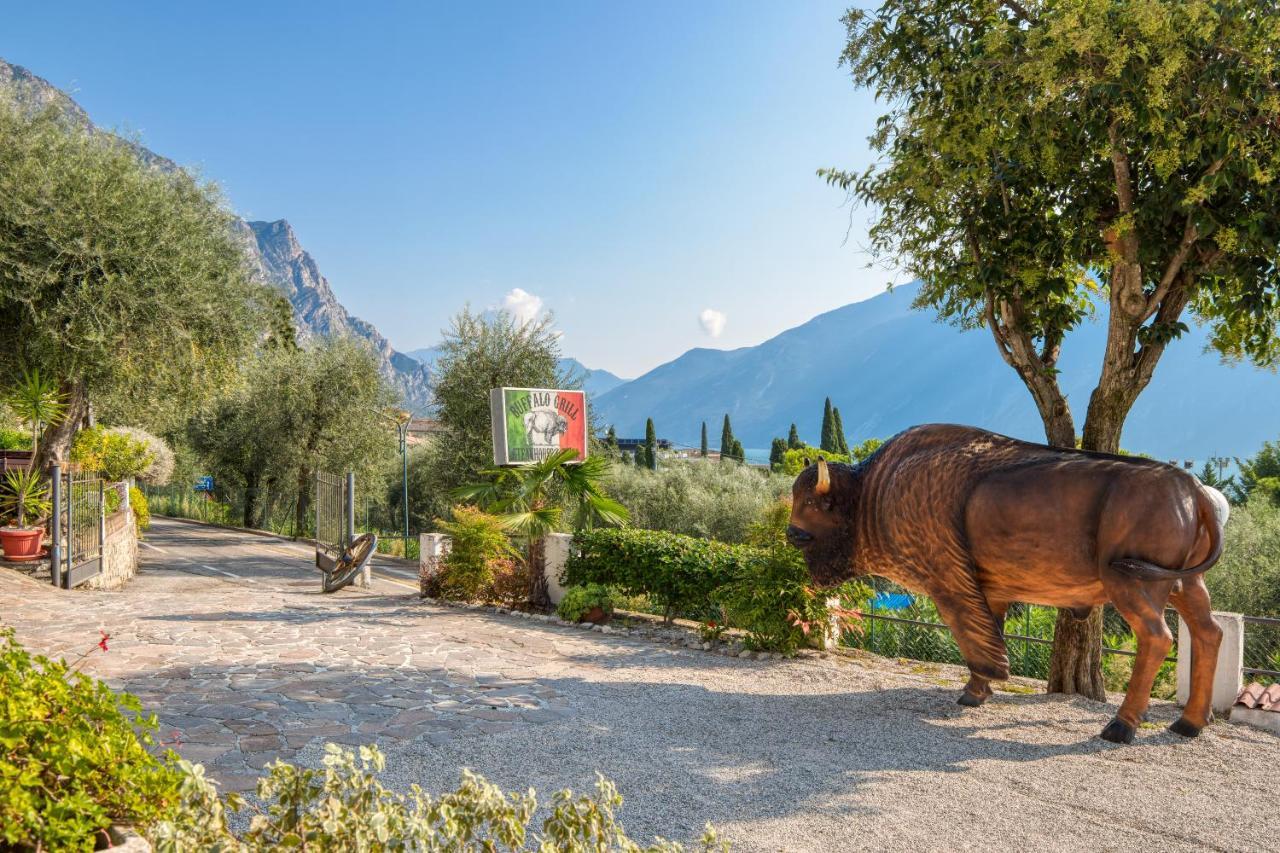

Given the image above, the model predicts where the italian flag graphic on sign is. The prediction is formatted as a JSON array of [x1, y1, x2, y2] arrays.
[[490, 388, 588, 466]]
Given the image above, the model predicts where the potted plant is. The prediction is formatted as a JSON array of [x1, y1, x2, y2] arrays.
[[0, 469, 51, 560], [557, 583, 616, 625]]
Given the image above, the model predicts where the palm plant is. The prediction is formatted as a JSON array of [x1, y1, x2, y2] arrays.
[[6, 370, 66, 456], [454, 449, 628, 607], [2, 469, 51, 529]]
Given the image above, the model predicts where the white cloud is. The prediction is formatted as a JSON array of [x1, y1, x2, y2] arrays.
[[699, 308, 727, 338], [501, 288, 544, 326]]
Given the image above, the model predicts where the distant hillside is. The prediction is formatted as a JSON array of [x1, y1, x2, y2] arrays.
[[0, 57, 432, 412], [593, 282, 1280, 461]]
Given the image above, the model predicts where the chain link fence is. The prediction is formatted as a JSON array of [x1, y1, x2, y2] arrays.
[[1243, 616, 1280, 686], [842, 577, 1179, 697]]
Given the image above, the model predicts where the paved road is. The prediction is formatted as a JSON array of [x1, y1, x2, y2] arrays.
[[6, 518, 1279, 851]]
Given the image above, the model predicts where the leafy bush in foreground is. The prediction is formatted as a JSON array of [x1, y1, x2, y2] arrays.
[[1207, 493, 1280, 617], [0, 627, 182, 852], [154, 744, 726, 852], [428, 506, 521, 603]]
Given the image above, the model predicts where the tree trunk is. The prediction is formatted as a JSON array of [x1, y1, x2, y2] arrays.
[[526, 537, 549, 611], [243, 469, 260, 529], [34, 379, 89, 474], [1047, 607, 1106, 697]]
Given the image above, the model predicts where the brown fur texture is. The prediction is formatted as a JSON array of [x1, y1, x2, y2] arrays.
[[788, 424, 1225, 744]]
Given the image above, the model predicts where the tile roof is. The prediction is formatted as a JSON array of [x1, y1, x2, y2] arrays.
[[1235, 682, 1280, 712]]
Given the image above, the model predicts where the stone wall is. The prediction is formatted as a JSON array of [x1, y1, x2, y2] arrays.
[[84, 508, 138, 591]]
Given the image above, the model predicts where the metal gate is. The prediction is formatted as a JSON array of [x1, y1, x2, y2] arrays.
[[315, 470, 373, 592], [50, 465, 105, 589]]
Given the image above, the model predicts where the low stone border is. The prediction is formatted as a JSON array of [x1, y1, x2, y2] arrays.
[[417, 596, 810, 661]]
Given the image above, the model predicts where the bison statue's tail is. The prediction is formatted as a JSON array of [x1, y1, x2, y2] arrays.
[[1109, 486, 1227, 582]]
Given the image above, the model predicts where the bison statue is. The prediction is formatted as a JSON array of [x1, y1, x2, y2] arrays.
[[787, 424, 1227, 744]]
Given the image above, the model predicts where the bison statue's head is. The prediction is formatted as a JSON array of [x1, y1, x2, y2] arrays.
[[787, 457, 858, 587]]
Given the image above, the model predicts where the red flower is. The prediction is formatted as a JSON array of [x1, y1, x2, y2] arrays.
[[97, 632, 110, 653]]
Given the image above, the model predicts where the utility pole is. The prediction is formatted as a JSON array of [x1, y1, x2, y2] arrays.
[[396, 411, 412, 553]]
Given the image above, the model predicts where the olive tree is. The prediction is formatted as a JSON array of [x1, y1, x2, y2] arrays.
[[0, 97, 266, 467], [823, 0, 1280, 697], [191, 339, 397, 531]]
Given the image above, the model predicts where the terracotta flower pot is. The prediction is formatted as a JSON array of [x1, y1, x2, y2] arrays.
[[580, 606, 612, 625], [0, 526, 44, 561]]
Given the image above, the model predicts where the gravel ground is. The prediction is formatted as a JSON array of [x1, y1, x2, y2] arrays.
[[10, 518, 1275, 852], [304, 613, 1279, 853]]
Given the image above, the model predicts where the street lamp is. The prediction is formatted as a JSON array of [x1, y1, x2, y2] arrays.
[[394, 410, 412, 552]]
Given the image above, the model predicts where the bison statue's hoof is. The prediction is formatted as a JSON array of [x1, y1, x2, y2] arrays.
[[956, 692, 986, 708], [1167, 717, 1202, 738], [1099, 718, 1135, 744]]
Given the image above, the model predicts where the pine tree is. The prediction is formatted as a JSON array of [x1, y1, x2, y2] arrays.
[[787, 423, 802, 449], [700, 421, 708, 457], [720, 414, 734, 461], [769, 438, 787, 471], [644, 418, 658, 471], [820, 397, 837, 454], [832, 408, 850, 456]]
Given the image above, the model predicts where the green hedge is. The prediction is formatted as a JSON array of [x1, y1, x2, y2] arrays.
[[565, 528, 756, 620]]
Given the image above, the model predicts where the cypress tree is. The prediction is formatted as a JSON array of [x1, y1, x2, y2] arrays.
[[731, 439, 745, 463], [605, 425, 618, 452], [633, 447, 645, 468], [720, 414, 734, 460], [700, 421, 708, 457], [832, 408, 850, 456], [769, 437, 787, 471], [787, 423, 802, 449], [820, 397, 837, 453], [644, 418, 658, 471]]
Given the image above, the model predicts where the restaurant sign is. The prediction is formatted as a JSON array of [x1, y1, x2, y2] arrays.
[[489, 388, 588, 466]]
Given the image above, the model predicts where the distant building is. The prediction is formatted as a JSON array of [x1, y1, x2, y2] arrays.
[[610, 437, 672, 452], [406, 418, 445, 447]]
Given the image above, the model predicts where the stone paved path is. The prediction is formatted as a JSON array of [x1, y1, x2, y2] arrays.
[[6, 517, 1280, 851]]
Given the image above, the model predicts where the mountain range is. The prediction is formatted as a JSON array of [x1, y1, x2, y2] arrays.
[[590, 282, 1280, 461], [0, 58, 432, 411]]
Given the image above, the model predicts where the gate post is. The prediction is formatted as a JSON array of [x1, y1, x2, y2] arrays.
[[49, 465, 62, 588], [345, 472, 368, 588]]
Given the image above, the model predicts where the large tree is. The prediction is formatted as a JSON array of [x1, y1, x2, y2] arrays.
[[191, 338, 396, 531], [419, 309, 566, 524], [0, 98, 267, 466], [823, 0, 1280, 698]]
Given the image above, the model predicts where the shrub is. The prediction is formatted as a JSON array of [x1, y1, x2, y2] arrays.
[[778, 446, 851, 476], [566, 528, 751, 621], [110, 427, 175, 486], [153, 744, 726, 852], [429, 506, 519, 603], [70, 425, 154, 481], [718, 499, 869, 653], [557, 583, 616, 622], [0, 628, 182, 851], [0, 426, 27, 451], [130, 485, 151, 534], [606, 460, 792, 544], [1207, 493, 1280, 616]]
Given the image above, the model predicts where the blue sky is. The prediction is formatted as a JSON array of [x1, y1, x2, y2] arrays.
[[4, 2, 887, 377]]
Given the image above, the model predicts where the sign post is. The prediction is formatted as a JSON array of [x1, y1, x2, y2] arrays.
[[489, 388, 588, 466]]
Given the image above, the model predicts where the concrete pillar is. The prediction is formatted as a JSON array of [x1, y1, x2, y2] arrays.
[[419, 533, 450, 597], [1177, 611, 1243, 715], [821, 597, 843, 651], [544, 533, 573, 607]]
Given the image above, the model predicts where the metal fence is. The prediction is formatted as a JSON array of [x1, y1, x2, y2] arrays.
[[843, 577, 1179, 695], [1243, 615, 1280, 685], [143, 483, 302, 537], [51, 469, 104, 588], [315, 470, 348, 557]]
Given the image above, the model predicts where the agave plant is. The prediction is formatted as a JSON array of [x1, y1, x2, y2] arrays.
[[1, 469, 51, 529], [6, 370, 66, 455], [454, 449, 628, 606]]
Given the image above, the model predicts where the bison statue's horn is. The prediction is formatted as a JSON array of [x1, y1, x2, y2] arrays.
[[815, 458, 831, 494]]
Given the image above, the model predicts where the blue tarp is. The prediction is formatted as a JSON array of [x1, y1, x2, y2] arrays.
[[870, 592, 913, 611]]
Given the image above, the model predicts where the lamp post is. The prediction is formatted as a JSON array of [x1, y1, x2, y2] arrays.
[[395, 411, 411, 551]]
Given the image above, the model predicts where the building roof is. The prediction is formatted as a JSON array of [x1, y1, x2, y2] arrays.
[[1235, 682, 1280, 712]]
